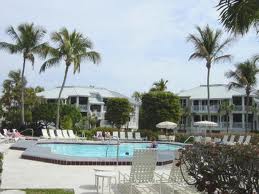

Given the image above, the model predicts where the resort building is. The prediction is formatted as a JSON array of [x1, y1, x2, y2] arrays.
[[37, 86, 139, 129], [178, 84, 259, 132]]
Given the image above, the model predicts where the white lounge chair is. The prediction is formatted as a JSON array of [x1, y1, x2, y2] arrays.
[[62, 130, 70, 139], [205, 137, 212, 143], [226, 135, 235, 145], [118, 149, 160, 194], [56, 129, 65, 139], [95, 131, 104, 140], [41, 129, 50, 139], [12, 129, 18, 133], [120, 132, 127, 140], [221, 135, 229, 144], [3, 129, 8, 136], [48, 129, 57, 139], [127, 132, 134, 140], [67, 130, 82, 140], [234, 136, 244, 145], [112, 131, 119, 139], [168, 135, 175, 142], [157, 164, 200, 193], [243, 135, 251, 145], [135, 132, 144, 141]]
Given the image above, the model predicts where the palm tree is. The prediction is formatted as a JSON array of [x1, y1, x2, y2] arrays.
[[187, 25, 233, 121], [217, 0, 259, 35], [0, 23, 47, 125], [225, 58, 259, 133], [218, 101, 234, 133], [40, 28, 101, 128], [132, 91, 143, 102], [150, 78, 168, 92]]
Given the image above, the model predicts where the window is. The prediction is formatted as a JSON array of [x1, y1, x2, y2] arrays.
[[79, 97, 88, 104], [232, 96, 242, 105], [180, 99, 187, 107], [70, 97, 77, 105], [90, 104, 101, 112], [211, 115, 218, 122], [193, 100, 199, 105], [194, 115, 200, 122], [233, 114, 242, 122], [202, 115, 208, 121]]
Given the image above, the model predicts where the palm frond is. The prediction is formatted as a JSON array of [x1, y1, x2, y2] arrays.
[[214, 54, 232, 63], [0, 42, 21, 53], [6, 26, 22, 44], [40, 57, 62, 73], [79, 51, 101, 64]]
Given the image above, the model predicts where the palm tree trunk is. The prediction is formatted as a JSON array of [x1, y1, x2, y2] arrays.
[[21, 57, 26, 126], [245, 92, 250, 134], [56, 65, 69, 128], [207, 64, 211, 121]]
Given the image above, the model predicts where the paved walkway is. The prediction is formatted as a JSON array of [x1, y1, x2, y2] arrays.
[[0, 148, 172, 194]]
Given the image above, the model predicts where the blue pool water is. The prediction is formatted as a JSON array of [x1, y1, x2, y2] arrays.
[[38, 143, 181, 158]]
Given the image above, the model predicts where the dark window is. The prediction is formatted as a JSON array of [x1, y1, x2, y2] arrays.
[[233, 114, 242, 122], [232, 96, 242, 105], [181, 99, 187, 107], [70, 97, 77, 104], [194, 115, 200, 122], [193, 100, 199, 105], [202, 115, 208, 121], [202, 100, 207, 105], [79, 97, 88, 104], [47, 99, 57, 103], [211, 115, 218, 122]]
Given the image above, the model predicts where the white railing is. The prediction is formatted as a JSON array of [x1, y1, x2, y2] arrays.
[[233, 105, 243, 111], [191, 105, 219, 112], [79, 104, 88, 112], [232, 122, 243, 129]]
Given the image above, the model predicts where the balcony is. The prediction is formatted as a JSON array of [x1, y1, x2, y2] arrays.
[[78, 104, 88, 112], [191, 105, 219, 112], [232, 122, 243, 129], [233, 105, 243, 111]]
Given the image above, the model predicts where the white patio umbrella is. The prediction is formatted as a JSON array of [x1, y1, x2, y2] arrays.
[[156, 121, 177, 134], [193, 121, 218, 142]]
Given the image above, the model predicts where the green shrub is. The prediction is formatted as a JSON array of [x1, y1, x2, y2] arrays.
[[137, 129, 159, 141], [61, 116, 73, 129]]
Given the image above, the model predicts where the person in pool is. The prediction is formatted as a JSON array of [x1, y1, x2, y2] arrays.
[[148, 138, 158, 148]]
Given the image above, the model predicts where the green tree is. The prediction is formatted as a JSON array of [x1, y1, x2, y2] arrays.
[[60, 104, 82, 125], [180, 107, 191, 130], [105, 98, 132, 128], [61, 115, 73, 129], [225, 58, 259, 133], [132, 91, 143, 102], [40, 28, 101, 128], [0, 23, 47, 125], [218, 101, 234, 133], [141, 91, 181, 129], [217, 0, 259, 35], [187, 25, 233, 121], [150, 78, 168, 92]]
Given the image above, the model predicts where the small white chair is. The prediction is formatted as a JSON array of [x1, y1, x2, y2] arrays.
[[194, 136, 202, 143], [221, 135, 229, 144], [158, 135, 167, 141], [234, 136, 244, 145], [62, 130, 70, 139], [226, 135, 235, 145], [41, 129, 50, 139], [118, 149, 159, 194], [243, 135, 251, 145], [135, 132, 143, 141], [95, 131, 104, 140], [127, 132, 134, 140], [112, 131, 119, 139], [168, 135, 175, 142], [120, 132, 127, 140], [48, 129, 57, 139], [56, 129, 65, 139]]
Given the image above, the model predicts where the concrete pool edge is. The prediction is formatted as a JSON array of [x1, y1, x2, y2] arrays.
[[11, 140, 186, 166]]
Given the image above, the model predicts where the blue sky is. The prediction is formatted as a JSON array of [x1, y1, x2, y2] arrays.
[[0, 0, 258, 97]]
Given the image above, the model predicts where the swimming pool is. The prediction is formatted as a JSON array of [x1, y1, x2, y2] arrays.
[[38, 143, 182, 158]]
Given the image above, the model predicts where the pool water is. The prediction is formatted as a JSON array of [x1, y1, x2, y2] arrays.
[[38, 143, 181, 158]]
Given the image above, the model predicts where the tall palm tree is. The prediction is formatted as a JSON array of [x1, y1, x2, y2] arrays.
[[218, 101, 234, 133], [225, 58, 259, 133], [40, 28, 101, 128], [0, 23, 47, 125], [217, 0, 259, 35], [187, 25, 233, 121], [150, 78, 168, 92]]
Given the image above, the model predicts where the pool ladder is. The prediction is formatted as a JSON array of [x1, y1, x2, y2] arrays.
[[184, 136, 194, 143]]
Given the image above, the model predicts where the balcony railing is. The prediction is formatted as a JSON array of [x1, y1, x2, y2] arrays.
[[192, 105, 219, 112], [78, 104, 88, 112], [233, 105, 243, 111], [232, 122, 243, 129]]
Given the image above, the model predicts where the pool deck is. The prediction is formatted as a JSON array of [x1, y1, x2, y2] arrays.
[[10, 140, 182, 166], [0, 143, 173, 194]]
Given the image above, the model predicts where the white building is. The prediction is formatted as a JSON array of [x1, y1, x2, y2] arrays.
[[178, 84, 259, 132], [37, 86, 139, 129]]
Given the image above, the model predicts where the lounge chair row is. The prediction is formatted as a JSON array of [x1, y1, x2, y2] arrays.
[[42, 129, 80, 140], [94, 131, 145, 141], [158, 135, 175, 142], [194, 135, 251, 145]]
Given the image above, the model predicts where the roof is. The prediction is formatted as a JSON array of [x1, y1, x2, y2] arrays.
[[178, 84, 256, 100], [37, 86, 137, 104]]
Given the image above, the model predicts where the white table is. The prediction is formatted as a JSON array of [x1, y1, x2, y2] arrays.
[[95, 171, 117, 193]]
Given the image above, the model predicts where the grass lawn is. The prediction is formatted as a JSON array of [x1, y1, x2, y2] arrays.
[[23, 189, 74, 194]]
